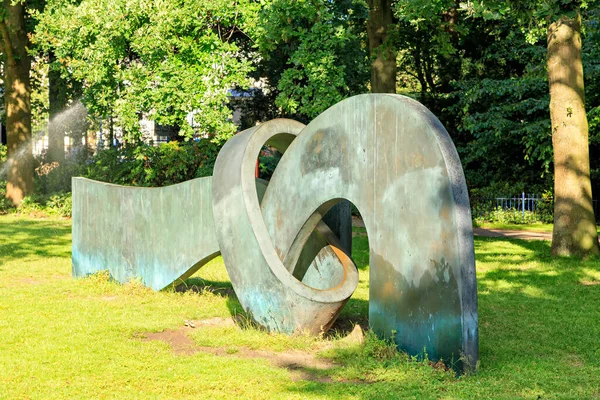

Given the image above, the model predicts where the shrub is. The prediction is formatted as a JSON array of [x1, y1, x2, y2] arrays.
[[17, 192, 72, 217], [0, 180, 14, 214], [470, 184, 554, 225], [45, 192, 72, 217], [85, 139, 224, 187], [535, 190, 554, 224], [482, 207, 538, 225], [258, 151, 281, 181]]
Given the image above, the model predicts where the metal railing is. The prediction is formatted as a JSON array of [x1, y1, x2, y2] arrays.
[[470, 192, 600, 223], [470, 192, 547, 222]]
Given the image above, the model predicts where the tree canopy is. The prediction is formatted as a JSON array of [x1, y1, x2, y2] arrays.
[[35, 0, 256, 142], [3, 0, 600, 255]]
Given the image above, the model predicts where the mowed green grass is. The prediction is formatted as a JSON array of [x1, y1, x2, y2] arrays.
[[472, 222, 555, 232], [1, 215, 599, 399]]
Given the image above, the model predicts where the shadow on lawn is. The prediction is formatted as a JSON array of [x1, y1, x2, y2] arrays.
[[472, 237, 599, 387], [181, 275, 371, 338], [278, 237, 600, 396], [0, 218, 71, 265], [188, 232, 599, 396], [178, 276, 248, 317], [178, 277, 236, 297]]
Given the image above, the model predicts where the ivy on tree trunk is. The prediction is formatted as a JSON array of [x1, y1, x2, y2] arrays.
[[547, 10, 600, 256]]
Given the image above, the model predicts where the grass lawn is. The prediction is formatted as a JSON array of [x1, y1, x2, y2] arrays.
[[1, 215, 600, 399]]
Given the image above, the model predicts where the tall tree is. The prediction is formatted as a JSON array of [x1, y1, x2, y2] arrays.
[[547, 9, 599, 255], [468, 0, 600, 256], [1, 1, 34, 205], [35, 0, 253, 142]]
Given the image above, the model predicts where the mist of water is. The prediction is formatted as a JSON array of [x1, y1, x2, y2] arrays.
[[0, 141, 32, 180], [0, 100, 88, 180]]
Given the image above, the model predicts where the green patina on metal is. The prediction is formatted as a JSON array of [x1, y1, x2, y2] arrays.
[[212, 119, 359, 336], [72, 93, 477, 371], [243, 94, 477, 368], [72, 177, 219, 290]]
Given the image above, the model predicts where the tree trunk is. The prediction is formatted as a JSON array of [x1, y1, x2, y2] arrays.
[[48, 51, 67, 164], [438, 0, 462, 93], [1, 1, 34, 205], [109, 116, 114, 146], [366, 0, 396, 93], [547, 11, 600, 256]]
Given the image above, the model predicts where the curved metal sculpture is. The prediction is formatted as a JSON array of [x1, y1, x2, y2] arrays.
[[72, 93, 477, 369], [213, 94, 477, 366]]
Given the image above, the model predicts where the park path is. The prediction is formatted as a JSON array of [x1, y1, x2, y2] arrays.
[[473, 228, 552, 241], [353, 216, 552, 241]]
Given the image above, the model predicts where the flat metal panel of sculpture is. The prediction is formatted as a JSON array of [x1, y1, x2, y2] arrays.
[[72, 177, 220, 290]]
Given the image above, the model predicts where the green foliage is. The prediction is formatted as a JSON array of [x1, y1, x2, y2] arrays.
[[0, 144, 6, 165], [472, 194, 553, 225], [536, 191, 555, 224], [7, 192, 73, 217], [45, 192, 72, 217], [34, 0, 254, 141], [476, 206, 539, 225], [0, 181, 13, 215], [470, 184, 554, 224], [85, 140, 222, 187], [258, 151, 281, 181], [390, 2, 556, 192], [583, 9, 600, 189], [253, 0, 369, 120], [451, 76, 552, 188]]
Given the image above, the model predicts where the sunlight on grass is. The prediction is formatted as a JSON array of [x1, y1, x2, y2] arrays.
[[1, 215, 599, 398], [473, 222, 554, 232]]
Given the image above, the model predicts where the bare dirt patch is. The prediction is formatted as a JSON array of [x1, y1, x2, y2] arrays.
[[473, 228, 552, 241], [144, 329, 199, 356], [139, 318, 370, 383]]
